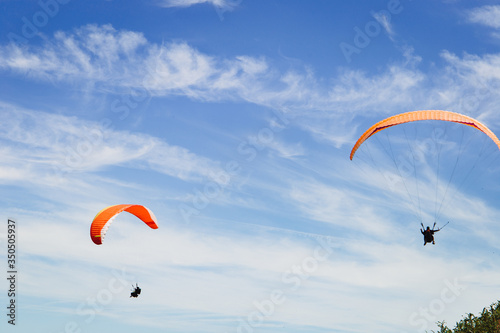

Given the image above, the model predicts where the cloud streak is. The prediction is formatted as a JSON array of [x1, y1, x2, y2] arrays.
[[466, 5, 500, 29], [0, 102, 225, 185], [157, 0, 238, 10]]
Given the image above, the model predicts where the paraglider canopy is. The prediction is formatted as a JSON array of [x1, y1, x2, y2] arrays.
[[350, 110, 500, 160], [90, 204, 158, 245]]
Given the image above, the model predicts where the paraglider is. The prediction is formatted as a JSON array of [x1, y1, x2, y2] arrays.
[[90, 204, 158, 245], [130, 283, 141, 298], [420, 223, 439, 245], [350, 110, 500, 244], [420, 222, 449, 245]]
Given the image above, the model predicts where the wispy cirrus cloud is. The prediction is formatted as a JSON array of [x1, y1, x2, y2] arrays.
[[466, 5, 500, 29], [372, 10, 396, 40], [157, 0, 238, 10], [2, 24, 500, 149], [0, 24, 422, 109], [0, 102, 225, 185]]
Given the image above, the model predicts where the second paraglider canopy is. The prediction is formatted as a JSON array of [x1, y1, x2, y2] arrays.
[[90, 204, 158, 245]]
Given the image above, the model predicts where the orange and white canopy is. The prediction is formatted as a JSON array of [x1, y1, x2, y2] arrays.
[[90, 204, 158, 245], [350, 110, 500, 160]]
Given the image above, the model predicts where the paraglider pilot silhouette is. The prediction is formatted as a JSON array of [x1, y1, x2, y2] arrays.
[[421, 223, 439, 245], [130, 283, 141, 298], [420, 222, 448, 245]]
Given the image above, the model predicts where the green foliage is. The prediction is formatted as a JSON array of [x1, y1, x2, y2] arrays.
[[431, 301, 500, 333]]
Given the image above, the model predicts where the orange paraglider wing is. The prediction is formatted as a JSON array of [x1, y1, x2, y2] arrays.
[[90, 204, 158, 245], [350, 110, 500, 160]]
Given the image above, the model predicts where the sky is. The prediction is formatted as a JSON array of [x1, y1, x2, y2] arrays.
[[1, 0, 500, 332]]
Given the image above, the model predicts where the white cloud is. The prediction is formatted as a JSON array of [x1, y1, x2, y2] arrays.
[[0, 25, 422, 116], [466, 5, 500, 29], [0, 102, 225, 185], [143, 42, 218, 96], [372, 10, 395, 40], [246, 134, 305, 160], [0, 25, 147, 82], [158, 0, 237, 10], [2, 24, 500, 153], [441, 50, 500, 82]]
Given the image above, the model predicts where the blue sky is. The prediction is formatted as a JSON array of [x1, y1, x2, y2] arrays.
[[2, 0, 500, 332]]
